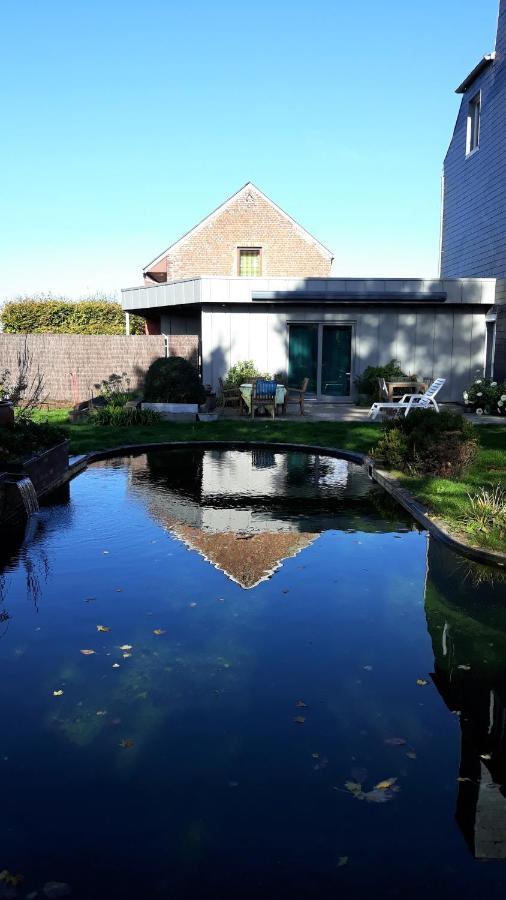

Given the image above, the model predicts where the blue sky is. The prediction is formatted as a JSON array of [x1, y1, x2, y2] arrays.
[[0, 0, 500, 300]]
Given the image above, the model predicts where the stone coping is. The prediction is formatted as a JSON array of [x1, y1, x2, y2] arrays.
[[64, 440, 505, 569]]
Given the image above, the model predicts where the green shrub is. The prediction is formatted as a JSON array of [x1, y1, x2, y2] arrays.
[[93, 405, 161, 427], [463, 377, 506, 416], [224, 360, 271, 388], [355, 359, 411, 401], [143, 357, 206, 405], [372, 409, 478, 477], [94, 373, 133, 408], [0, 420, 67, 463], [0, 297, 145, 335]]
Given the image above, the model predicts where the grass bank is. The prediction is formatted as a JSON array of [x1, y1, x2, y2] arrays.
[[34, 410, 506, 553]]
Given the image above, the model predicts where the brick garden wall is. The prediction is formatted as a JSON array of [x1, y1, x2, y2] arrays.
[[0, 334, 199, 403]]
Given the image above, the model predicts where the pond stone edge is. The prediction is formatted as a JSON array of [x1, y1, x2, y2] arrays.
[[65, 440, 506, 569]]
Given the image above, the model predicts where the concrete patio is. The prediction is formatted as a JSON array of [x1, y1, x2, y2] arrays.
[[216, 402, 500, 425]]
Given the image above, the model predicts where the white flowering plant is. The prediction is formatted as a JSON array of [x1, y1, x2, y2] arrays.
[[464, 377, 506, 416]]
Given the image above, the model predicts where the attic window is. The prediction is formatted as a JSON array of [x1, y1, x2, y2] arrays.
[[466, 92, 481, 155], [239, 248, 262, 277]]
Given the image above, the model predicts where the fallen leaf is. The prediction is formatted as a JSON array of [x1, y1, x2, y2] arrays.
[[153, 629, 166, 636], [458, 776, 474, 783], [406, 751, 417, 759], [0, 871, 24, 887], [80, 649, 96, 656], [364, 788, 391, 804], [344, 781, 363, 795], [375, 777, 397, 790], [458, 664, 471, 671], [337, 857, 349, 868], [122, 652, 132, 659], [102, 550, 109, 555], [96, 710, 107, 717], [363, 665, 373, 671], [416, 679, 428, 686], [384, 737, 406, 747], [293, 716, 306, 725], [119, 738, 134, 749], [112, 663, 120, 669], [189, 602, 197, 608], [119, 644, 132, 651], [295, 700, 308, 708], [97, 625, 111, 633], [53, 689, 64, 697]]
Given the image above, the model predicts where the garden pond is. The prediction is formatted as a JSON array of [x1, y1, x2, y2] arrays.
[[1, 448, 506, 899]]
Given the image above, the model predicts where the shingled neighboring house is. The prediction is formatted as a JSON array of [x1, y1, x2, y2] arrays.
[[123, 183, 498, 402], [441, 0, 506, 379]]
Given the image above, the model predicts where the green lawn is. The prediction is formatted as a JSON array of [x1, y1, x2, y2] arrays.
[[35, 409, 506, 553]]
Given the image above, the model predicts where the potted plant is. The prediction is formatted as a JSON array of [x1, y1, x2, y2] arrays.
[[141, 357, 206, 421]]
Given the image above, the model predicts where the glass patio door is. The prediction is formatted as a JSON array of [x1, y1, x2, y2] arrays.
[[288, 324, 318, 393], [288, 324, 352, 398], [321, 325, 352, 397]]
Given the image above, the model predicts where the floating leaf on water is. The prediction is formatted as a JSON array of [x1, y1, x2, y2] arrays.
[[119, 644, 132, 651], [344, 781, 363, 795], [375, 777, 397, 790], [122, 652, 132, 659], [385, 737, 406, 747], [458, 776, 474, 783], [96, 710, 107, 717], [458, 664, 471, 671], [481, 753, 492, 760], [416, 679, 428, 687], [189, 602, 197, 608], [97, 625, 111, 633], [102, 550, 109, 555], [293, 716, 306, 725], [153, 629, 166, 636], [337, 857, 349, 868], [53, 690, 64, 697], [80, 649, 96, 656], [363, 665, 373, 672], [119, 738, 134, 749], [295, 700, 308, 708], [406, 751, 417, 759], [112, 663, 120, 669]]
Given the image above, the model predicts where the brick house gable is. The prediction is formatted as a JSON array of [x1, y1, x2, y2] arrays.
[[143, 182, 333, 283]]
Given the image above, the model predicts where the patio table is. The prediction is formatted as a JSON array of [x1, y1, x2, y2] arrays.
[[385, 380, 428, 402], [240, 383, 287, 415]]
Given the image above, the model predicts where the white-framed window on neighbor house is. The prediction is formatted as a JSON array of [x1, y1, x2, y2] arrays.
[[466, 92, 481, 155], [238, 247, 262, 276]]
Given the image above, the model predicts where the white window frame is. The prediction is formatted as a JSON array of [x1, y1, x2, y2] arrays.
[[466, 91, 481, 157]]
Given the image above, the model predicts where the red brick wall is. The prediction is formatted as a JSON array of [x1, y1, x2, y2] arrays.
[[148, 186, 332, 281]]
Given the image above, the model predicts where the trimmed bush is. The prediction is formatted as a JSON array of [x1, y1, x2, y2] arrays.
[[0, 420, 67, 464], [463, 377, 506, 416], [355, 359, 411, 401], [372, 409, 478, 477], [1, 298, 145, 335], [143, 357, 206, 405]]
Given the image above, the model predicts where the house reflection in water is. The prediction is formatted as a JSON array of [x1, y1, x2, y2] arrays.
[[125, 448, 393, 589], [425, 539, 506, 859]]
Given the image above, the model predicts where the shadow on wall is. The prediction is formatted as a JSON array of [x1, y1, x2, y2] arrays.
[[246, 277, 489, 403]]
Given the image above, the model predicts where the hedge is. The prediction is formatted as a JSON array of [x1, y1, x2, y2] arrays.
[[0, 299, 145, 335]]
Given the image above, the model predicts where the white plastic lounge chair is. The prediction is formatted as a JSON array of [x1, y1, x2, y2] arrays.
[[368, 378, 446, 421]]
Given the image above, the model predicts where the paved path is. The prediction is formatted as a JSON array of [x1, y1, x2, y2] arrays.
[[217, 402, 502, 425]]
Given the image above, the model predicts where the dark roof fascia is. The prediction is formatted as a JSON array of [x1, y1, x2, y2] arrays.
[[251, 291, 448, 304], [455, 53, 495, 94]]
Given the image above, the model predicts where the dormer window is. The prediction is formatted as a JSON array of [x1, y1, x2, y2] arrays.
[[466, 92, 481, 155], [238, 247, 262, 276]]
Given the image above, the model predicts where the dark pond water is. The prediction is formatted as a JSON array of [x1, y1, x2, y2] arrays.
[[1, 449, 506, 900]]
